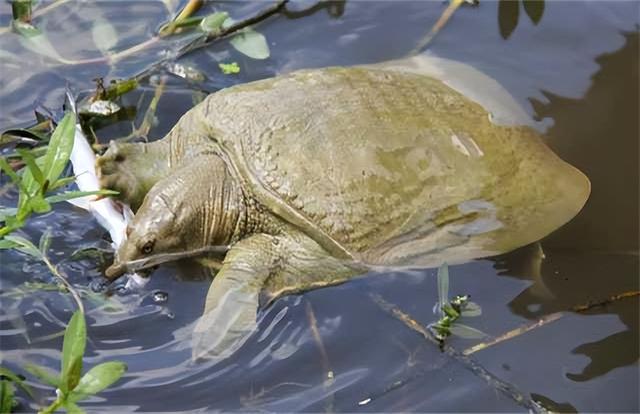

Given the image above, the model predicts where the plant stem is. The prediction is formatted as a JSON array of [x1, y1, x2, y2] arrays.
[[410, 0, 466, 55], [39, 397, 63, 414], [0, 0, 72, 35], [370, 293, 546, 413], [42, 255, 85, 315], [463, 290, 640, 356]]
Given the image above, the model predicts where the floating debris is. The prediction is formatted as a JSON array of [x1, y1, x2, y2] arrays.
[[152, 290, 169, 303]]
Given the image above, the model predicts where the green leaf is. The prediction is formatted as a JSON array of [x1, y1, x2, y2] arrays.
[[25, 362, 62, 388], [42, 112, 76, 186], [48, 176, 76, 191], [0, 379, 15, 414], [39, 229, 52, 255], [437, 262, 449, 316], [218, 62, 240, 75], [4, 235, 42, 259], [0, 156, 26, 191], [450, 323, 487, 339], [69, 361, 126, 401], [92, 18, 118, 54], [104, 79, 138, 101], [60, 311, 86, 395], [0, 207, 17, 222], [45, 190, 118, 204], [0, 239, 19, 249], [13, 20, 65, 61], [62, 400, 85, 414], [460, 301, 482, 317], [522, 0, 544, 25], [0, 366, 35, 399], [200, 12, 228, 33], [16, 148, 45, 188], [11, 0, 32, 22], [27, 194, 51, 214], [230, 28, 270, 60], [498, 0, 520, 40]]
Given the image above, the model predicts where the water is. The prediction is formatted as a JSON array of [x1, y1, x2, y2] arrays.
[[1, 1, 638, 412]]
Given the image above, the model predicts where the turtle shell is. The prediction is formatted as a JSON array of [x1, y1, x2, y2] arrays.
[[192, 66, 589, 267]]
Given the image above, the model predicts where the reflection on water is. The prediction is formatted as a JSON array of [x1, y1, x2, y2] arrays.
[[496, 31, 639, 382], [0, 1, 638, 412]]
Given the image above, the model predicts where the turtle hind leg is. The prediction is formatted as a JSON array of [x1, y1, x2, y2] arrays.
[[192, 231, 360, 362], [96, 140, 172, 211]]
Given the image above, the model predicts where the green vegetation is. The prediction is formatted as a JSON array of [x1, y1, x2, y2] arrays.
[[429, 263, 486, 343], [0, 312, 126, 414], [0, 112, 116, 238], [219, 62, 241, 75]]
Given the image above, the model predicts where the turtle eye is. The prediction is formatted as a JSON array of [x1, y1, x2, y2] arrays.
[[141, 240, 154, 255]]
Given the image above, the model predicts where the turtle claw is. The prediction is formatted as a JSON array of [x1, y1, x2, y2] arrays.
[[96, 141, 151, 211]]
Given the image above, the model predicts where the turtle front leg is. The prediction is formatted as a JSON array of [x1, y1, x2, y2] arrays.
[[192, 231, 361, 362], [96, 140, 172, 211]]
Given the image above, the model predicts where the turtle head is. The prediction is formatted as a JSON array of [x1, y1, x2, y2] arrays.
[[104, 156, 240, 281], [105, 182, 185, 281]]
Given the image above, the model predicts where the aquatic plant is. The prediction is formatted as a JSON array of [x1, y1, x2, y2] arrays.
[[0, 112, 116, 238], [429, 263, 486, 343], [0, 311, 126, 414]]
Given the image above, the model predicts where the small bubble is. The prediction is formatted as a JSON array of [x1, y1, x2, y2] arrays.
[[162, 309, 175, 319], [90, 279, 108, 293], [152, 291, 168, 303], [115, 284, 129, 296], [34, 322, 42, 327]]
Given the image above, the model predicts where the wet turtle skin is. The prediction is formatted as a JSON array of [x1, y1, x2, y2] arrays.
[[97, 61, 590, 360]]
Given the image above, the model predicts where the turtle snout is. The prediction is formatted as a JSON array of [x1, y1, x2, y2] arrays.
[[105, 261, 127, 281]]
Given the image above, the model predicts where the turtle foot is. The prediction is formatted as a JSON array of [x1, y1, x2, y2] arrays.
[[96, 141, 155, 211]]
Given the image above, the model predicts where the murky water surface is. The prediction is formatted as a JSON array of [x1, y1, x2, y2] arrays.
[[1, 1, 638, 412]]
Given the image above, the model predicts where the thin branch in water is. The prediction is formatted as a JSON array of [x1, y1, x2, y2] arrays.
[[370, 293, 546, 413], [42, 255, 85, 314], [177, 0, 289, 56], [464, 290, 640, 356], [305, 300, 333, 380], [410, 0, 475, 55], [463, 312, 562, 356], [305, 300, 335, 413]]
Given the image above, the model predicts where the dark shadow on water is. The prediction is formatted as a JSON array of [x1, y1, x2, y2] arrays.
[[492, 31, 639, 383]]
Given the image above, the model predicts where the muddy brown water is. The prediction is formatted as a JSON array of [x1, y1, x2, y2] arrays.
[[0, 1, 638, 412]]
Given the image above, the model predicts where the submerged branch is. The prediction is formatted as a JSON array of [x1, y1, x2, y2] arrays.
[[410, 0, 476, 55], [42, 255, 85, 314], [305, 300, 335, 413], [370, 293, 546, 413], [177, 0, 288, 56], [464, 290, 640, 356]]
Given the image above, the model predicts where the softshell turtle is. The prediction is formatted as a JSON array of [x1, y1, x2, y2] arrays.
[[97, 56, 590, 359]]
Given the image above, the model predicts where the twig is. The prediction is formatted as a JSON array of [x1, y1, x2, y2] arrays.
[[123, 0, 289, 82], [159, 0, 204, 36], [410, 0, 467, 55], [177, 0, 289, 56], [306, 300, 332, 373], [570, 290, 639, 312], [370, 293, 546, 413], [464, 290, 640, 356], [42, 255, 85, 314], [305, 300, 335, 413], [463, 312, 562, 356], [121, 76, 167, 143]]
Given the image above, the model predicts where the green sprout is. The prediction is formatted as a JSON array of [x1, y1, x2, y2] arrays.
[[0, 312, 126, 414], [218, 62, 240, 75], [32, 311, 126, 414], [429, 263, 486, 345], [0, 112, 117, 237]]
